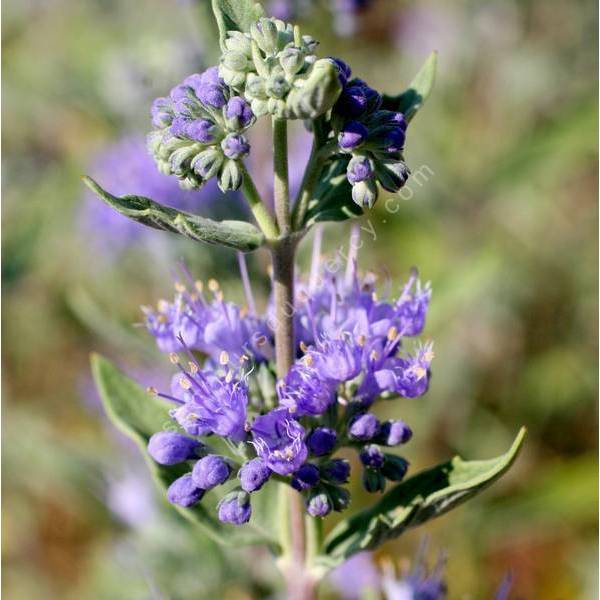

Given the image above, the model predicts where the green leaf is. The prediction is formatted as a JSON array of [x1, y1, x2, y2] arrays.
[[319, 427, 526, 569], [211, 0, 264, 50], [382, 51, 437, 122], [82, 176, 264, 253], [304, 160, 363, 226], [91, 353, 281, 550]]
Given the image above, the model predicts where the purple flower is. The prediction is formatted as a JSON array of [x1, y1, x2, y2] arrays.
[[321, 459, 350, 484], [339, 120, 368, 150], [379, 420, 412, 446], [225, 96, 254, 128], [307, 427, 337, 456], [167, 473, 205, 507], [192, 455, 231, 489], [329, 552, 381, 600], [349, 413, 380, 441], [239, 458, 271, 492], [171, 370, 248, 442], [221, 133, 250, 159], [359, 444, 384, 468], [346, 156, 373, 184], [217, 490, 252, 525], [291, 463, 320, 491], [395, 274, 432, 337], [147, 431, 202, 465], [278, 363, 337, 416], [307, 337, 363, 384], [251, 408, 308, 475]]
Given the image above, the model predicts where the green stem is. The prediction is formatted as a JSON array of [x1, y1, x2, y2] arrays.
[[273, 118, 291, 236], [240, 163, 279, 240]]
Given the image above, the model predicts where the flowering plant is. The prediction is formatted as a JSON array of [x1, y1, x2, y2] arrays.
[[85, 1, 524, 597]]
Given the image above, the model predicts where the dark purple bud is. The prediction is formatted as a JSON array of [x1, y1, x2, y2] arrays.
[[381, 455, 409, 481], [338, 120, 368, 150], [221, 133, 250, 159], [359, 444, 385, 468], [217, 490, 252, 525], [379, 420, 412, 446], [167, 473, 205, 507], [346, 156, 373, 184], [239, 458, 271, 492], [151, 97, 173, 128], [225, 96, 254, 128], [191, 455, 231, 489], [147, 432, 201, 465], [335, 84, 368, 118], [185, 119, 215, 143], [353, 79, 382, 112], [362, 467, 386, 493], [382, 126, 406, 152], [329, 486, 350, 512], [349, 413, 380, 441], [291, 463, 320, 491], [329, 57, 352, 86], [307, 427, 337, 456], [320, 459, 350, 484], [306, 490, 332, 517]]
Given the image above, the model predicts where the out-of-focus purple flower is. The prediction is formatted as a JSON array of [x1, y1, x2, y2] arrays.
[[329, 552, 381, 600], [239, 457, 271, 492], [107, 469, 157, 529], [167, 473, 205, 507], [217, 490, 252, 525], [251, 408, 308, 475]]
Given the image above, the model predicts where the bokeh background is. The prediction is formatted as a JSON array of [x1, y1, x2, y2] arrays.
[[2, 0, 598, 598]]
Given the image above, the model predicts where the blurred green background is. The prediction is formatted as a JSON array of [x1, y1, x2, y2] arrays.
[[2, 0, 598, 598]]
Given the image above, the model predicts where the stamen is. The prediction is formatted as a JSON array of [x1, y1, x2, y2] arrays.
[[208, 278, 220, 292], [180, 377, 192, 389], [299, 341, 308, 353], [188, 361, 199, 374], [169, 352, 180, 364], [195, 280, 204, 293], [220, 351, 230, 365], [345, 223, 360, 288], [387, 326, 398, 342], [174, 281, 186, 293], [146, 386, 158, 395], [237, 252, 257, 316]]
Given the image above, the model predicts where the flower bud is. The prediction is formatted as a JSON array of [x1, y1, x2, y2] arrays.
[[307, 427, 337, 456], [151, 97, 173, 128], [266, 70, 291, 99], [291, 463, 320, 491], [192, 454, 231, 489], [330, 57, 352, 86], [320, 459, 350, 484], [375, 160, 410, 193], [381, 455, 409, 481], [192, 148, 223, 179], [349, 413, 380, 441], [218, 159, 243, 192], [362, 467, 386, 493], [250, 18, 280, 55], [239, 458, 271, 492], [217, 490, 252, 525], [334, 83, 368, 118], [329, 485, 351, 511], [225, 31, 252, 55], [221, 133, 250, 159], [351, 178, 378, 208], [185, 119, 216, 143], [279, 47, 305, 76], [346, 155, 373, 184], [148, 432, 202, 465], [222, 50, 249, 72], [285, 58, 343, 119], [359, 444, 385, 468], [167, 473, 205, 507], [338, 120, 368, 150], [306, 489, 332, 517], [225, 97, 254, 130], [378, 420, 412, 446]]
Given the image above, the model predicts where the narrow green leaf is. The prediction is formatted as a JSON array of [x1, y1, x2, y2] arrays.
[[82, 176, 265, 252], [382, 51, 437, 122], [320, 427, 526, 569], [211, 0, 264, 50], [91, 353, 281, 550]]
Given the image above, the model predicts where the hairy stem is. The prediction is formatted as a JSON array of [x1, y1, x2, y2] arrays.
[[239, 163, 279, 240], [271, 117, 315, 600]]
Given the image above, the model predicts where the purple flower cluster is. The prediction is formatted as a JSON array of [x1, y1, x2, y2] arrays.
[[148, 67, 255, 191], [144, 238, 432, 522], [329, 59, 411, 207]]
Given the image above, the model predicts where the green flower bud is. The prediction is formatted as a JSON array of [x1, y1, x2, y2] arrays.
[[245, 73, 267, 99], [250, 18, 280, 55], [220, 66, 247, 88], [249, 98, 269, 117], [266, 70, 291, 99], [222, 50, 249, 72], [362, 468, 386, 493], [351, 178, 379, 208], [374, 160, 411, 193], [279, 47, 305, 76], [218, 159, 243, 192], [192, 148, 223, 180], [284, 58, 343, 119], [225, 31, 252, 55], [170, 144, 201, 177]]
